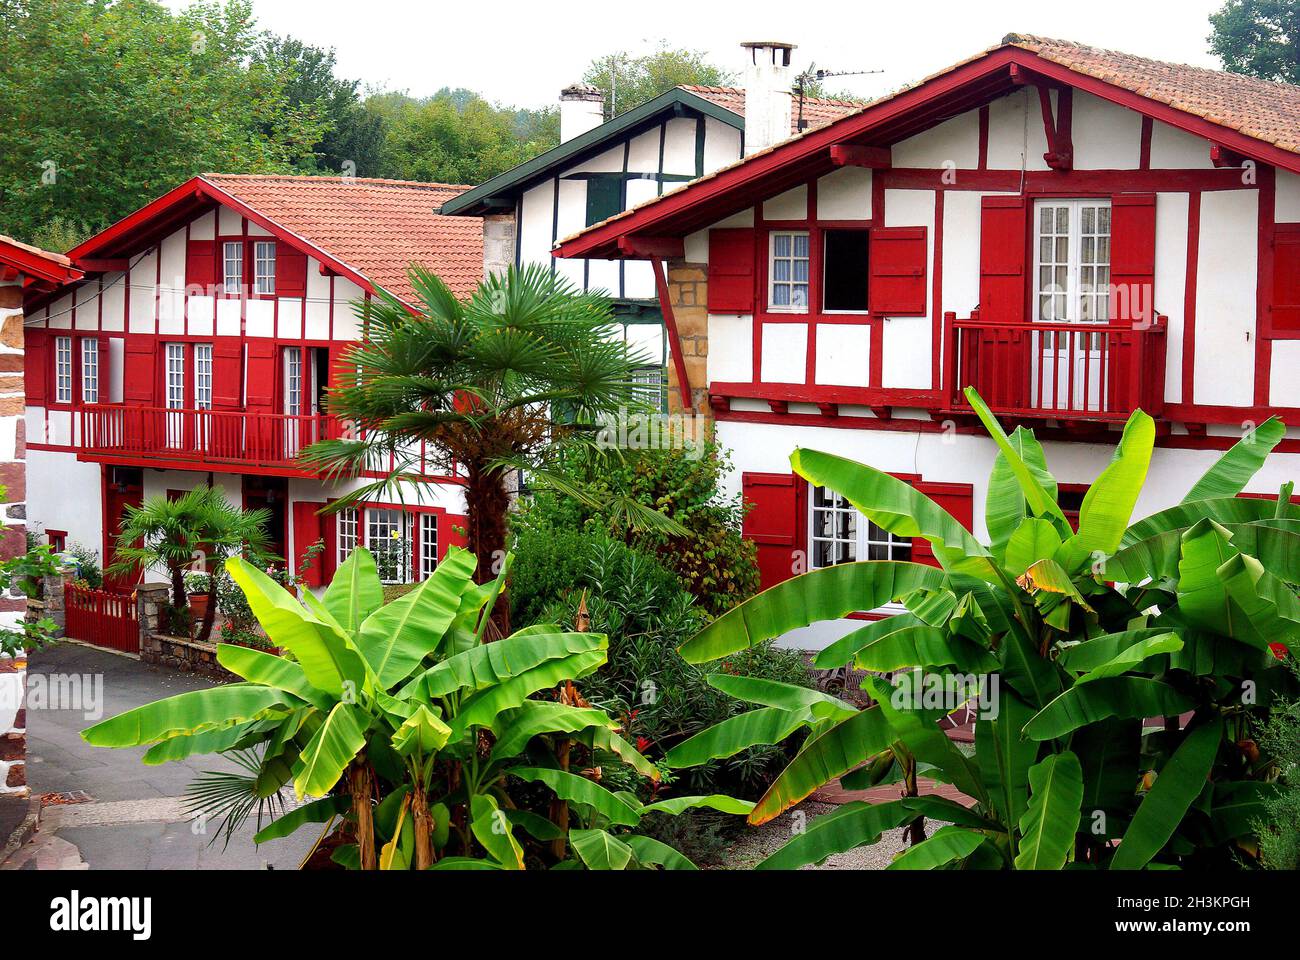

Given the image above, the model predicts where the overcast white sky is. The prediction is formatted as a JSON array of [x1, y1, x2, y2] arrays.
[[164, 0, 1228, 108]]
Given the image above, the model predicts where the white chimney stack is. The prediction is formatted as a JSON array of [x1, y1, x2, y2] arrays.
[[559, 83, 605, 142], [741, 41, 796, 156]]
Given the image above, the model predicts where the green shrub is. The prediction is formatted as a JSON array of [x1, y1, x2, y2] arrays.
[[66, 542, 102, 589], [514, 436, 760, 615], [1255, 657, 1300, 869], [521, 532, 809, 796]]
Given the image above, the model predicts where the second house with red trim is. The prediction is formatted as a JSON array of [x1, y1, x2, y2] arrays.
[[557, 34, 1300, 649]]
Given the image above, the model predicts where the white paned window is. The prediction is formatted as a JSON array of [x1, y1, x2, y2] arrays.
[[336, 508, 358, 566], [165, 344, 186, 409], [367, 508, 411, 584], [420, 513, 439, 579], [79, 338, 97, 404], [1034, 200, 1112, 324], [809, 484, 911, 569], [54, 336, 72, 404], [769, 231, 810, 311], [254, 241, 276, 295], [194, 344, 213, 410], [284, 348, 301, 416], [223, 242, 243, 294]]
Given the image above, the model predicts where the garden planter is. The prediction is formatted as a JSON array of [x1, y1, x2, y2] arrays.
[[187, 592, 210, 624]]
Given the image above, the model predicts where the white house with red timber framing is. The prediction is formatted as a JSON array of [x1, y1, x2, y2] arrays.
[[557, 35, 1300, 649], [21, 174, 483, 591]]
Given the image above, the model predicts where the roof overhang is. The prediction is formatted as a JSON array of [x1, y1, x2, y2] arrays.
[[556, 44, 1300, 261], [439, 87, 746, 218], [0, 239, 82, 293]]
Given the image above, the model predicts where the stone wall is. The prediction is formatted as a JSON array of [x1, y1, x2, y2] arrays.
[[136, 583, 232, 680], [0, 277, 26, 799], [664, 260, 710, 418]]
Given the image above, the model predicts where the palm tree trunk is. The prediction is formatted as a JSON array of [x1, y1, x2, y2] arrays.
[[464, 460, 511, 635], [348, 757, 377, 870], [170, 565, 187, 611]]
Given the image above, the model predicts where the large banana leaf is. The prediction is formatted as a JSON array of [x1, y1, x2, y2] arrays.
[[975, 690, 1039, 827], [1004, 518, 1065, 577], [852, 622, 997, 674], [678, 561, 947, 664], [1014, 751, 1083, 870], [792, 448, 995, 580], [509, 767, 642, 826], [1070, 633, 1183, 683], [1121, 496, 1300, 548], [1111, 719, 1223, 870], [83, 684, 293, 747], [749, 706, 896, 825], [215, 643, 332, 711], [226, 558, 366, 696], [488, 701, 619, 762], [1067, 410, 1155, 559], [1022, 677, 1194, 741], [449, 648, 608, 738], [390, 704, 452, 757], [323, 546, 384, 633], [756, 799, 913, 870], [469, 794, 524, 869], [813, 613, 925, 669], [887, 825, 987, 869], [356, 548, 476, 687], [663, 706, 811, 768], [581, 727, 660, 780], [141, 722, 258, 765], [1108, 521, 1300, 584], [623, 835, 697, 870], [1075, 718, 1141, 833], [293, 701, 368, 799], [569, 828, 634, 870], [253, 795, 349, 844], [986, 426, 1059, 556], [707, 674, 857, 721], [999, 628, 1063, 709], [1057, 629, 1182, 673], [399, 629, 607, 699], [637, 795, 755, 816], [1181, 417, 1286, 502]]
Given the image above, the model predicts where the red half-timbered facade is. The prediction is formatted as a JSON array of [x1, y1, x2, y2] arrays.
[[22, 174, 481, 590], [557, 34, 1300, 648]]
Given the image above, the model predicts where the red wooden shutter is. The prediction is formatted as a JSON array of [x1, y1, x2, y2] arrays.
[[979, 196, 1028, 322], [741, 472, 807, 590], [212, 338, 243, 410], [440, 512, 468, 561], [245, 341, 277, 412], [278, 246, 308, 298], [910, 480, 975, 567], [293, 500, 326, 588], [868, 227, 928, 315], [707, 229, 756, 312], [1273, 225, 1300, 333], [186, 240, 217, 293], [122, 337, 157, 404], [24, 330, 48, 405], [1110, 194, 1156, 325]]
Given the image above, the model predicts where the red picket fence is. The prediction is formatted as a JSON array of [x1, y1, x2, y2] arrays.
[[65, 584, 139, 654]]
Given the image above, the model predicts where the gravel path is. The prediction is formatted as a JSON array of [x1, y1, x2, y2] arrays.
[[717, 801, 911, 870]]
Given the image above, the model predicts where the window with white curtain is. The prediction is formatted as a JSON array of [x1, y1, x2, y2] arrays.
[[1034, 199, 1112, 324], [194, 344, 213, 410], [768, 231, 810, 311], [809, 484, 911, 569], [54, 336, 72, 404], [165, 344, 186, 409], [367, 507, 411, 584], [223, 242, 243, 294], [254, 241, 276, 295], [79, 338, 98, 404]]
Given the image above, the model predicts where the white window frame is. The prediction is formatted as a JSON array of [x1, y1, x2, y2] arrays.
[[194, 344, 213, 410], [165, 344, 186, 410], [808, 483, 912, 570], [223, 241, 243, 295], [54, 336, 73, 404], [366, 507, 412, 584], [419, 513, 439, 579], [254, 241, 276, 295], [768, 231, 811, 313], [284, 348, 301, 416], [1033, 199, 1112, 325], [336, 508, 359, 567], [79, 338, 97, 404]]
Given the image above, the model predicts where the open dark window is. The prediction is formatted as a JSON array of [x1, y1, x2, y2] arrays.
[[823, 229, 870, 312]]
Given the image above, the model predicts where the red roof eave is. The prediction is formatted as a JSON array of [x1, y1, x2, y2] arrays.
[[555, 44, 1300, 261], [0, 239, 81, 291]]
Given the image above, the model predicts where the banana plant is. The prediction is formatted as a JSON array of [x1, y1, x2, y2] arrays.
[[665, 388, 1296, 869], [83, 546, 742, 869]]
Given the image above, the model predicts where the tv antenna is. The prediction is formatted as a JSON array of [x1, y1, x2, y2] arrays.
[[794, 64, 884, 131]]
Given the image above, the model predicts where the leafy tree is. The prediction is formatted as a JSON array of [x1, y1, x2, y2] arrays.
[[83, 547, 746, 869], [0, 0, 328, 244], [301, 265, 684, 632], [582, 42, 733, 118], [253, 35, 387, 177], [665, 389, 1299, 869], [1210, 0, 1300, 83]]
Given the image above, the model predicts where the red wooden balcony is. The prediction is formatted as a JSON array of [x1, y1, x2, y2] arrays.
[[943, 312, 1167, 423], [77, 405, 342, 475]]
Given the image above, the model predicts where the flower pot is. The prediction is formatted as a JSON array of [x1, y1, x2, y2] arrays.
[[188, 592, 210, 624]]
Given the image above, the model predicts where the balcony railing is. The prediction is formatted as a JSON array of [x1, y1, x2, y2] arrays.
[[943, 312, 1167, 422], [78, 406, 341, 472]]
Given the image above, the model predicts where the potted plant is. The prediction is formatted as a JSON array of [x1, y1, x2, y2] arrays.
[[185, 572, 212, 627]]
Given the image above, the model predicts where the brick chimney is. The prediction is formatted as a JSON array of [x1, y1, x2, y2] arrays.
[[741, 41, 796, 156], [559, 83, 605, 143]]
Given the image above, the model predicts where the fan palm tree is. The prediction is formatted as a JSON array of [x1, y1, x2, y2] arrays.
[[301, 263, 685, 632], [108, 485, 275, 643]]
